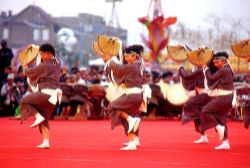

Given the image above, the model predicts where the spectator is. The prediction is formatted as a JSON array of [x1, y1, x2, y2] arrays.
[[0, 73, 20, 116], [0, 40, 14, 89]]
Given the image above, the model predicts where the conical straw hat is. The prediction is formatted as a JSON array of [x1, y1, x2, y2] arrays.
[[187, 48, 213, 66], [231, 39, 250, 58], [18, 44, 39, 66], [92, 42, 104, 57], [167, 45, 189, 62], [97, 35, 120, 56]]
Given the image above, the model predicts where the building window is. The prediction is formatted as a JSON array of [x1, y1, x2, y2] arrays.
[[42, 29, 49, 41], [84, 25, 93, 32], [3, 28, 9, 39], [33, 29, 40, 41]]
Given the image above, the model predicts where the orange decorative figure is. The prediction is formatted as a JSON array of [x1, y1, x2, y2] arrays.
[[139, 0, 177, 63]]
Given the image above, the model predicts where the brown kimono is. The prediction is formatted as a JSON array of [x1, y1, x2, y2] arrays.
[[105, 60, 143, 131], [236, 87, 250, 129], [243, 106, 250, 129], [200, 64, 234, 139], [20, 59, 61, 130], [179, 67, 211, 133]]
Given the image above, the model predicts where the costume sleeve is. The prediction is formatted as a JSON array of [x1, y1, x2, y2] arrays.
[[205, 68, 227, 89], [179, 66, 201, 80], [25, 63, 45, 86], [205, 68, 226, 82], [108, 61, 129, 85]]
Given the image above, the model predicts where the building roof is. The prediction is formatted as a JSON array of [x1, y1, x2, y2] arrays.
[[11, 5, 53, 24]]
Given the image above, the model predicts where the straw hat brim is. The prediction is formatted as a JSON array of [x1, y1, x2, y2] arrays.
[[97, 35, 120, 56], [167, 45, 188, 62], [92, 42, 105, 57], [231, 39, 250, 58], [18, 45, 39, 66], [187, 48, 213, 66]]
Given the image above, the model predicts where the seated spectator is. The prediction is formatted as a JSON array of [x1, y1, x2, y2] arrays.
[[60, 65, 69, 83], [88, 84, 106, 119], [54, 82, 73, 119], [68, 84, 89, 119], [89, 66, 102, 84], [0, 73, 20, 116]]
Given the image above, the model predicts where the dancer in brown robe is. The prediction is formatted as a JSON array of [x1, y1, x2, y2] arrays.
[[20, 43, 61, 149], [238, 73, 250, 129], [92, 36, 144, 150], [179, 65, 211, 144], [201, 51, 235, 150], [231, 39, 250, 129], [240, 54, 250, 129], [107, 45, 145, 149], [104, 45, 144, 150]]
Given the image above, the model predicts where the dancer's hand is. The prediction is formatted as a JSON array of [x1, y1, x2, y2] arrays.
[[176, 60, 186, 68], [102, 54, 111, 63], [202, 64, 207, 69], [246, 56, 250, 62]]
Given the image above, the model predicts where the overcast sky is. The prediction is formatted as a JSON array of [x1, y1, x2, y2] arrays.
[[0, 0, 249, 44]]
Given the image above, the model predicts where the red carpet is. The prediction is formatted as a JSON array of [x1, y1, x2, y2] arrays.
[[0, 118, 249, 168]]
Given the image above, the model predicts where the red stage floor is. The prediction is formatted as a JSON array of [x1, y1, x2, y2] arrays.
[[0, 118, 249, 168]]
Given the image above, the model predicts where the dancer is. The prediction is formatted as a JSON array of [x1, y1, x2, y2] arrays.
[[237, 74, 250, 129], [93, 35, 144, 150], [19, 43, 61, 149], [168, 45, 211, 143], [179, 62, 211, 144], [231, 39, 250, 129], [107, 45, 144, 150], [121, 45, 148, 149], [241, 49, 250, 129], [201, 51, 236, 150]]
